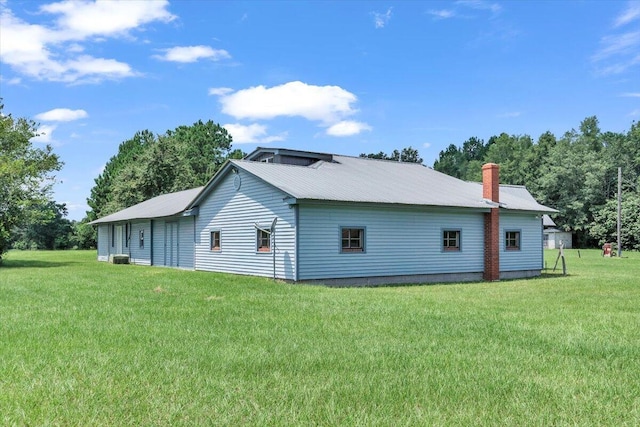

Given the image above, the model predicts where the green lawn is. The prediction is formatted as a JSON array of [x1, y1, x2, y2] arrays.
[[1, 249, 639, 426]]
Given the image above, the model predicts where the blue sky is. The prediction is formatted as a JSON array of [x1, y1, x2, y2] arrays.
[[1, 0, 639, 221]]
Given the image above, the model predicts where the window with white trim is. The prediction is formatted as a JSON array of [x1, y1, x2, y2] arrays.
[[211, 230, 221, 251], [257, 229, 271, 252]]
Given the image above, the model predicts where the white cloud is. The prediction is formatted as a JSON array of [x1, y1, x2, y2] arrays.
[[39, 0, 176, 39], [0, 10, 51, 64], [614, 2, 640, 27], [0, 75, 21, 85], [428, 9, 456, 19], [68, 55, 133, 76], [621, 92, 640, 97], [218, 81, 370, 138], [223, 123, 286, 144], [595, 57, 640, 75], [325, 121, 372, 137], [154, 45, 231, 63], [592, 31, 640, 75], [219, 81, 359, 123], [35, 108, 88, 122], [30, 124, 57, 144], [592, 4, 640, 77], [592, 31, 640, 61], [628, 109, 640, 117], [63, 202, 89, 216], [423, 142, 432, 148], [456, 0, 501, 14], [497, 111, 522, 118], [208, 87, 234, 96], [372, 7, 392, 29], [0, 0, 175, 83], [66, 43, 84, 53], [428, 1, 500, 21]]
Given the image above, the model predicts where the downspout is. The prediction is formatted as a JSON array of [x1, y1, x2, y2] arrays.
[[176, 221, 180, 268], [540, 215, 544, 271], [294, 204, 299, 282]]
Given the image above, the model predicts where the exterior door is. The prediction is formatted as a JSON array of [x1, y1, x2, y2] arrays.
[[165, 222, 179, 267], [116, 225, 123, 254]]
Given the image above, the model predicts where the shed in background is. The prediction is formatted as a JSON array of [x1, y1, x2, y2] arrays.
[[543, 214, 573, 249]]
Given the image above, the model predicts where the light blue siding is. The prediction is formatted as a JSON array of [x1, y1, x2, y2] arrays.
[[297, 204, 485, 280], [178, 216, 195, 269], [500, 213, 543, 272], [129, 220, 151, 265], [151, 219, 164, 266], [97, 223, 130, 261], [194, 170, 296, 280], [149, 217, 195, 269]]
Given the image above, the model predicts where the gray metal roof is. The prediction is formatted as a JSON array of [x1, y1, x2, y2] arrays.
[[93, 151, 556, 225], [542, 214, 556, 227], [231, 155, 557, 213], [470, 182, 558, 213], [89, 186, 203, 224]]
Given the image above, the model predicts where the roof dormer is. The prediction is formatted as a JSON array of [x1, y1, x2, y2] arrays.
[[244, 147, 333, 166]]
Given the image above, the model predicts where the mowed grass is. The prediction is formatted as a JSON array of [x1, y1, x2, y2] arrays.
[[1, 250, 639, 426]]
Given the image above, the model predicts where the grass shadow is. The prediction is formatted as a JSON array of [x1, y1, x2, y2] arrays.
[[0, 259, 76, 269], [539, 272, 572, 279]]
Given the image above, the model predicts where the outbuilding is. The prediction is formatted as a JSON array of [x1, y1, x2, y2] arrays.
[[542, 214, 573, 249]]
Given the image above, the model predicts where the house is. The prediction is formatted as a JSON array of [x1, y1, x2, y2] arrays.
[[91, 186, 202, 268], [90, 148, 557, 285], [542, 214, 573, 249]]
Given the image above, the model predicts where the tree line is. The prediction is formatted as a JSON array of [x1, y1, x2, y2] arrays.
[[2, 101, 638, 260], [432, 117, 640, 250], [1, 103, 244, 259], [86, 121, 243, 222]]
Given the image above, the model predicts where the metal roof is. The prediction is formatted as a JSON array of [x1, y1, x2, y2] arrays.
[[92, 151, 556, 225], [244, 147, 333, 162], [230, 155, 557, 213], [89, 186, 203, 224], [542, 214, 556, 227]]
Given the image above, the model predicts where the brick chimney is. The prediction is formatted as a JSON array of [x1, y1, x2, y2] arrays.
[[482, 163, 500, 281]]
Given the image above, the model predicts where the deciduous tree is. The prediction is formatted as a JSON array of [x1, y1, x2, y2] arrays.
[[359, 146, 423, 163], [590, 192, 640, 251], [86, 120, 243, 221], [11, 201, 72, 250], [0, 103, 62, 262]]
